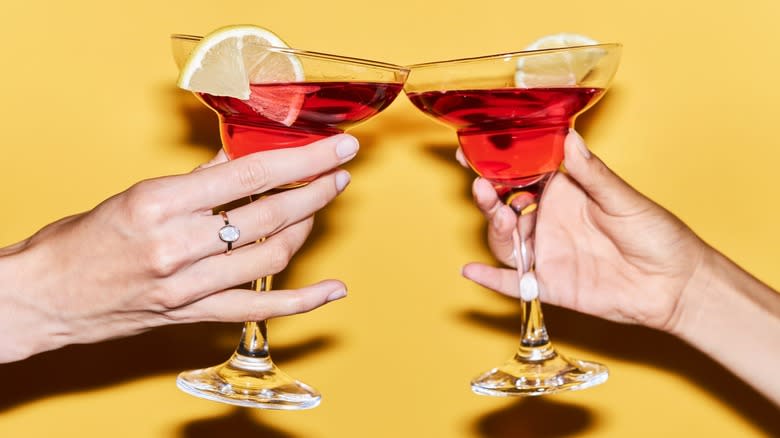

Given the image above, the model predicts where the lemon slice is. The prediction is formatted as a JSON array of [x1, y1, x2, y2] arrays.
[[515, 33, 604, 87], [177, 25, 305, 126]]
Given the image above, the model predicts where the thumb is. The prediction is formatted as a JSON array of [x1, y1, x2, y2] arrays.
[[563, 129, 651, 216]]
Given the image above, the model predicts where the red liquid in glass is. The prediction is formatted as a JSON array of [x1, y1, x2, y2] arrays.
[[199, 81, 403, 159], [407, 87, 603, 187]]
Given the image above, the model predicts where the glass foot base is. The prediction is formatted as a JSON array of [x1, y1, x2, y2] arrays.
[[471, 349, 608, 397], [176, 353, 321, 410]]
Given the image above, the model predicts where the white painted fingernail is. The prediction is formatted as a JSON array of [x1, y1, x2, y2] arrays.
[[568, 129, 591, 159], [326, 289, 347, 302], [519, 271, 539, 301], [335, 171, 351, 192], [335, 135, 359, 159]]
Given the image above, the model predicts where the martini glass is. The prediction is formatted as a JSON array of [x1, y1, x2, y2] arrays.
[[405, 44, 621, 396], [171, 34, 408, 409]]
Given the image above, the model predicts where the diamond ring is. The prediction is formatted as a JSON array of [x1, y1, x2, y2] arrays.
[[218, 210, 240, 255]]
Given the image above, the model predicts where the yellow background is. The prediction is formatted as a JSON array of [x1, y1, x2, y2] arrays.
[[1, 0, 778, 436]]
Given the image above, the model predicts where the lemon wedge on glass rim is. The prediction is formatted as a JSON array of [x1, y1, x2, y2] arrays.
[[177, 25, 305, 126], [515, 33, 605, 87]]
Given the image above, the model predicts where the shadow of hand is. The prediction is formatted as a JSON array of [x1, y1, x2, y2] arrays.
[[0, 323, 335, 413], [462, 304, 780, 436]]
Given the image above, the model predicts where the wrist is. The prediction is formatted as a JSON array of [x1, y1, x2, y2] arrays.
[[0, 242, 70, 362], [667, 243, 717, 340], [671, 245, 777, 342], [669, 243, 780, 404]]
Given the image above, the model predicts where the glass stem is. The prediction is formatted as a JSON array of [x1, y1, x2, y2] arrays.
[[501, 176, 556, 362], [234, 191, 275, 360], [235, 275, 273, 358]]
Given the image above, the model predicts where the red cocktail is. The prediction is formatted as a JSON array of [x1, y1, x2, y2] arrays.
[[407, 87, 603, 187], [200, 81, 404, 158], [404, 43, 621, 396]]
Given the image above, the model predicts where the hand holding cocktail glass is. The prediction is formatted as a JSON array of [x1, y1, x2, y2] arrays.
[[404, 38, 621, 395], [464, 129, 711, 330], [172, 26, 408, 409]]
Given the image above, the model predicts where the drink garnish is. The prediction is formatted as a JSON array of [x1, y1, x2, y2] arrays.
[[515, 33, 604, 87], [177, 25, 305, 126]]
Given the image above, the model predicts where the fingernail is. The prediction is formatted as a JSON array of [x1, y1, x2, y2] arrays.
[[568, 129, 591, 159], [335, 171, 351, 192], [335, 135, 359, 160], [326, 288, 347, 302]]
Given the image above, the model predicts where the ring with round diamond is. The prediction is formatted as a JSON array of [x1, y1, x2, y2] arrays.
[[217, 210, 240, 255]]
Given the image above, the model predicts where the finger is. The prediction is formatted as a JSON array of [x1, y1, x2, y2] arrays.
[[455, 147, 468, 168], [193, 150, 228, 172], [187, 169, 349, 257], [472, 178, 502, 217], [473, 178, 516, 265], [563, 130, 652, 216], [462, 263, 563, 307], [489, 207, 517, 266], [462, 263, 519, 298], [166, 134, 359, 211], [169, 280, 347, 323], [179, 218, 315, 300]]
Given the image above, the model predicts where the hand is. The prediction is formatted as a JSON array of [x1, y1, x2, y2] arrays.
[[0, 134, 360, 362], [460, 130, 709, 332]]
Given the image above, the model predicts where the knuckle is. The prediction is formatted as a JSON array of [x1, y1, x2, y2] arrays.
[[145, 282, 183, 311], [312, 182, 336, 210], [286, 293, 310, 313], [245, 303, 271, 321], [123, 180, 169, 225], [144, 239, 185, 278], [237, 157, 270, 192], [254, 202, 282, 234], [155, 292, 185, 311], [593, 159, 613, 181], [264, 241, 293, 274]]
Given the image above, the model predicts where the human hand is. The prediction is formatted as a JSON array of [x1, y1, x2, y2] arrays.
[[0, 134, 359, 362], [460, 130, 708, 332]]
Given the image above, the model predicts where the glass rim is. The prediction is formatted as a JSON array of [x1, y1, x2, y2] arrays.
[[170, 34, 410, 74], [406, 43, 622, 69]]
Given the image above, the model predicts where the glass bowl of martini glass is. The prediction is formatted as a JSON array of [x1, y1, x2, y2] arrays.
[[404, 42, 621, 396], [171, 27, 408, 409]]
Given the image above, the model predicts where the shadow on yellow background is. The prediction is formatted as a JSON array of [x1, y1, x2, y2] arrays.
[[2, 307, 777, 436], [1, 90, 777, 437], [0, 324, 336, 411], [1, 1, 779, 436]]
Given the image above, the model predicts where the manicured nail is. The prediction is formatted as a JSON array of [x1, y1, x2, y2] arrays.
[[326, 288, 347, 302], [568, 129, 591, 159], [519, 271, 539, 301], [335, 135, 359, 159], [335, 171, 351, 192]]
